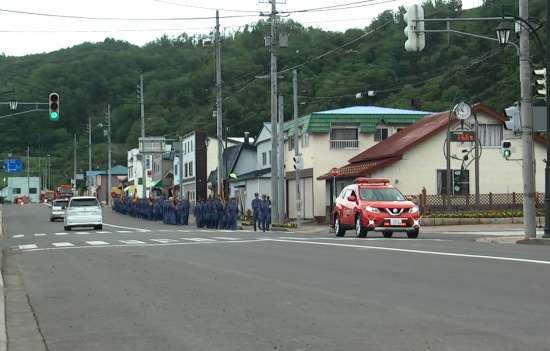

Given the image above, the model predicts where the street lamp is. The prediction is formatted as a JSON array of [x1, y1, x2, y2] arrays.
[[0, 86, 18, 111], [495, 21, 512, 46]]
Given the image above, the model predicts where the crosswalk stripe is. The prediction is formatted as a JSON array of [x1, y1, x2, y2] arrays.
[[76, 232, 90, 235], [12, 235, 24, 238], [85, 241, 110, 246], [96, 231, 110, 234], [52, 242, 75, 247], [55, 232, 68, 235], [177, 229, 192, 232], [34, 233, 46, 236], [116, 230, 132, 233], [150, 238, 179, 243], [118, 240, 146, 244], [212, 237, 241, 241], [19, 244, 38, 250], [181, 238, 217, 242]]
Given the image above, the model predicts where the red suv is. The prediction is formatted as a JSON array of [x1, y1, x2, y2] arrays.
[[331, 178, 421, 238]]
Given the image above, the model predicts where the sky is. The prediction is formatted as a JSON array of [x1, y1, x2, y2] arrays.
[[0, 0, 482, 57]]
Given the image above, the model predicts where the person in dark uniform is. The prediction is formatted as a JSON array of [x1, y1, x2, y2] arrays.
[[182, 197, 190, 225], [260, 194, 271, 232], [251, 193, 261, 232], [226, 197, 239, 230]]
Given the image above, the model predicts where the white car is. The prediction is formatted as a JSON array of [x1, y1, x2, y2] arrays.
[[50, 199, 69, 222], [64, 196, 103, 231]]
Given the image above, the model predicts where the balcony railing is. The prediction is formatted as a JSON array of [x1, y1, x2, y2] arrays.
[[330, 140, 359, 149]]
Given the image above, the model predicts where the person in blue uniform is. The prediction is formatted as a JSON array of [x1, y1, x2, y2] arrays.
[[213, 195, 223, 229], [251, 193, 261, 232], [226, 197, 239, 230], [267, 195, 272, 228], [260, 194, 271, 232], [194, 198, 204, 228], [176, 198, 184, 225], [182, 198, 190, 225]]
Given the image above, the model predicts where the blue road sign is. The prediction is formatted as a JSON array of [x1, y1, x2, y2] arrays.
[[4, 158, 22, 173]]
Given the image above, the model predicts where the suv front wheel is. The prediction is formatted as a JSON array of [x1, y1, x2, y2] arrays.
[[355, 215, 367, 238], [334, 215, 346, 237]]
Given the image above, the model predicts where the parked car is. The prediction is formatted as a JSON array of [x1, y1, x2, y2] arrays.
[[331, 177, 421, 238], [14, 195, 32, 205], [50, 199, 69, 222], [64, 196, 103, 231]]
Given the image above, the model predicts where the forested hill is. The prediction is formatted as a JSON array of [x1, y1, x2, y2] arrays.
[[0, 0, 545, 187]]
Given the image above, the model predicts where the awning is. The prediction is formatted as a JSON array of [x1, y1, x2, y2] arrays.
[[147, 179, 163, 187], [123, 185, 136, 191]]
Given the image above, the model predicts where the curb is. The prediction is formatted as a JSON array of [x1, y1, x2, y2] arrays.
[[420, 216, 545, 226]]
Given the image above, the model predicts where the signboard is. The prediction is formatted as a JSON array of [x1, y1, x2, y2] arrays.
[[76, 174, 85, 180], [450, 130, 475, 142], [330, 167, 340, 177], [3, 158, 22, 173]]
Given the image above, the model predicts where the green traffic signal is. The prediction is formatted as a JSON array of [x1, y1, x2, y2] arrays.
[[49, 93, 59, 121], [50, 111, 59, 120], [503, 149, 511, 158]]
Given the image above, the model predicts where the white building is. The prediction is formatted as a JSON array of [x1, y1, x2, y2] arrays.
[[0, 176, 40, 203]]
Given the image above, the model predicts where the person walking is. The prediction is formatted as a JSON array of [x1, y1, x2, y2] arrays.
[[251, 192, 261, 232], [260, 194, 271, 232], [226, 197, 239, 230]]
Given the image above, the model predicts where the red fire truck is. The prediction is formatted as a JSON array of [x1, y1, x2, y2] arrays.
[[55, 184, 73, 199], [39, 190, 56, 203]]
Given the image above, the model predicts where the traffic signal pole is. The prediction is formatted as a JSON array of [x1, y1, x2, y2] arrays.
[[543, 0, 550, 238]]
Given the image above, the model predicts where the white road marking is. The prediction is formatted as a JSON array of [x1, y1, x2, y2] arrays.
[[115, 230, 132, 233], [52, 242, 75, 247], [103, 223, 150, 232], [55, 232, 68, 235], [212, 237, 241, 241], [150, 238, 179, 243], [159, 229, 175, 232], [277, 237, 309, 240], [12, 235, 24, 238], [177, 229, 192, 232], [19, 244, 38, 250], [34, 233, 46, 236], [118, 240, 146, 244], [85, 241, 110, 246], [269, 239, 550, 265], [75, 232, 90, 235], [181, 238, 217, 242], [96, 231, 110, 234]]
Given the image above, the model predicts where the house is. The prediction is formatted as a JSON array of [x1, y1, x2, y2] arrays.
[[172, 131, 209, 205], [283, 106, 433, 222], [94, 165, 128, 203], [126, 148, 153, 198], [205, 128, 271, 212], [0, 176, 40, 203], [317, 103, 547, 215]]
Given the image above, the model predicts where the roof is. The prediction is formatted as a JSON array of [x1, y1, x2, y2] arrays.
[[208, 142, 256, 182], [318, 103, 546, 180], [108, 165, 128, 175], [284, 105, 433, 136]]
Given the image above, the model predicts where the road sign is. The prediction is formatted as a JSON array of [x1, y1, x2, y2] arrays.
[[450, 130, 475, 142], [331, 167, 340, 177], [3, 158, 22, 173]]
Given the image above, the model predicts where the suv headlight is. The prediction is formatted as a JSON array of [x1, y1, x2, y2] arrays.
[[365, 205, 380, 213], [410, 206, 419, 214]]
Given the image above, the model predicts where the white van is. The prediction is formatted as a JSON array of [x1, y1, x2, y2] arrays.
[[64, 196, 103, 231]]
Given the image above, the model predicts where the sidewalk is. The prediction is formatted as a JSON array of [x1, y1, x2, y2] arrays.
[[0, 206, 6, 351]]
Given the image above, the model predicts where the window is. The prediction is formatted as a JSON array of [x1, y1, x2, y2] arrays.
[[330, 128, 358, 149], [262, 152, 267, 166], [396, 128, 404, 133], [13, 188, 21, 194], [289, 138, 294, 151], [69, 197, 100, 208], [29, 188, 37, 194], [184, 163, 188, 177], [302, 131, 309, 148], [269, 151, 272, 165], [174, 166, 178, 176], [478, 124, 503, 147], [189, 161, 193, 176], [436, 169, 470, 195], [374, 128, 389, 142]]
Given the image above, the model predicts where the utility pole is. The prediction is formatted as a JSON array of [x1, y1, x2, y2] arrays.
[[215, 10, 224, 199], [26, 146, 30, 196], [518, 0, 536, 238], [138, 74, 147, 199], [544, 0, 550, 239], [107, 104, 112, 206], [293, 69, 301, 228], [269, 0, 279, 223], [38, 155, 41, 190], [73, 134, 77, 195], [277, 95, 285, 223], [88, 117, 92, 196]]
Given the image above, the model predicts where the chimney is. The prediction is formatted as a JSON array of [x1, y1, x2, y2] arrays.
[[411, 98, 422, 110], [244, 131, 250, 144]]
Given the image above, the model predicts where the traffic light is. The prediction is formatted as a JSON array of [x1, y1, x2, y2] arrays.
[[453, 169, 463, 194], [501, 140, 512, 158], [503, 102, 521, 134], [293, 154, 303, 170], [534, 68, 546, 96], [49, 93, 60, 121], [403, 4, 425, 52]]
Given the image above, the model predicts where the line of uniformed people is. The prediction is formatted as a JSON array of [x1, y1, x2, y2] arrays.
[[250, 193, 272, 232], [112, 193, 240, 230]]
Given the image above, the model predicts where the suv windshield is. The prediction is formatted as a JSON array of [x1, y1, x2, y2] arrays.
[[53, 200, 68, 207], [360, 188, 406, 201], [69, 198, 100, 208]]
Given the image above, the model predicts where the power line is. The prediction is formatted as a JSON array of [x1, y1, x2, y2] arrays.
[[281, 0, 397, 14], [151, 0, 260, 13]]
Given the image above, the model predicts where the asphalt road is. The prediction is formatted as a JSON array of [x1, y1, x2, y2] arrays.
[[1, 203, 550, 351]]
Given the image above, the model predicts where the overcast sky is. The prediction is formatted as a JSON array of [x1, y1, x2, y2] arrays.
[[0, 0, 482, 57]]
